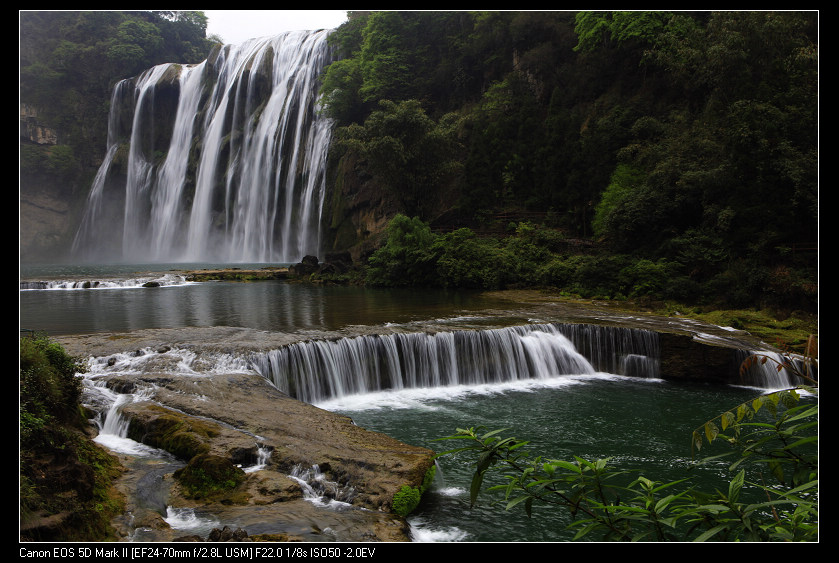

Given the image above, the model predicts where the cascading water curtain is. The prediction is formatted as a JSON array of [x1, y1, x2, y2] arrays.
[[251, 323, 666, 404], [72, 29, 335, 263]]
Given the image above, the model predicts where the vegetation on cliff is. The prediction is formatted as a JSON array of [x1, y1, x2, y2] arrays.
[[320, 11, 817, 314], [20, 11, 220, 259], [20, 10, 216, 168], [19, 10, 817, 313], [362, 214, 816, 330], [19, 332, 125, 541]]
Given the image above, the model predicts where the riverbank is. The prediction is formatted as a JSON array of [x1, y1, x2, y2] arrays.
[[477, 288, 818, 355], [100, 368, 435, 542], [183, 266, 289, 282]]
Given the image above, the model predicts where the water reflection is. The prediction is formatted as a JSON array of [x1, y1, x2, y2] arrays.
[[20, 277, 498, 336]]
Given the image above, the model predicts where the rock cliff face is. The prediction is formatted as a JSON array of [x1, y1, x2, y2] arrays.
[[323, 151, 401, 262], [20, 104, 83, 261]]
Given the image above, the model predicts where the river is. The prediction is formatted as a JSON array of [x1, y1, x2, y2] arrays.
[[19, 263, 790, 542]]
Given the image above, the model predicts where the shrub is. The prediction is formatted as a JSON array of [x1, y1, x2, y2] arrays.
[[20, 332, 85, 446], [366, 214, 440, 286], [434, 228, 509, 289]]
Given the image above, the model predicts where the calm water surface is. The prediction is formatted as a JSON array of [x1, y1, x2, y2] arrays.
[[20, 263, 501, 336]]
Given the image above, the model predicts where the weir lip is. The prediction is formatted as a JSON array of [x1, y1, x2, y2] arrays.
[[55, 296, 774, 361]]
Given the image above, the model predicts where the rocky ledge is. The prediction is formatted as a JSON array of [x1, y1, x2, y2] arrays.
[[83, 361, 435, 542]]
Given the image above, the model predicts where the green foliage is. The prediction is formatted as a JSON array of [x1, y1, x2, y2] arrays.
[[592, 164, 646, 238], [367, 215, 696, 300], [392, 485, 422, 517], [45, 145, 78, 176], [19, 334, 125, 541], [20, 10, 215, 178], [319, 57, 365, 124], [358, 12, 414, 103], [323, 10, 815, 312], [574, 11, 675, 53], [434, 229, 511, 290], [366, 214, 440, 287], [336, 100, 464, 219], [437, 382, 817, 541], [20, 332, 86, 446], [174, 454, 246, 500]]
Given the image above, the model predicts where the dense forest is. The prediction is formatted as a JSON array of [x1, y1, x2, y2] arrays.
[[20, 10, 215, 167], [318, 11, 817, 313], [19, 11, 818, 313]]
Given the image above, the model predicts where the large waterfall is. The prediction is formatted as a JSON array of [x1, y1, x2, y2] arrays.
[[72, 29, 334, 263]]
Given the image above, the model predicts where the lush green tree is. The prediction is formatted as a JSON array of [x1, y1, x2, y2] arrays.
[[336, 99, 464, 219], [106, 18, 164, 74], [319, 57, 365, 125], [365, 214, 440, 287], [357, 11, 416, 104], [574, 11, 675, 54], [20, 10, 215, 172], [434, 228, 511, 290], [462, 72, 545, 215]]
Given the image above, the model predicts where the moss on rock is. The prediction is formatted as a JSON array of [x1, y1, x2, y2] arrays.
[[174, 453, 246, 500], [391, 465, 436, 517], [126, 404, 219, 461]]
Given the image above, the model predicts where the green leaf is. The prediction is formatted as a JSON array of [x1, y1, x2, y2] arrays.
[[728, 470, 744, 504], [469, 470, 484, 507], [693, 524, 728, 542]]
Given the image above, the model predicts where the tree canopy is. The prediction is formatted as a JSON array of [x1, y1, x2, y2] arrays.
[[320, 11, 817, 312], [20, 10, 216, 175]]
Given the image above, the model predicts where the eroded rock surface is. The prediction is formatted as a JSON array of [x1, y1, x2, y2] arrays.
[[79, 355, 434, 542]]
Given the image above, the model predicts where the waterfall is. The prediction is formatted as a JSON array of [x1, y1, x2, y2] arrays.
[[251, 323, 661, 404], [72, 29, 334, 263], [736, 350, 818, 389], [554, 323, 660, 377], [289, 464, 356, 508], [84, 379, 164, 457]]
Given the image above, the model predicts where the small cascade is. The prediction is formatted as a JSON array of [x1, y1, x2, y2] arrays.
[[72, 29, 335, 263], [20, 273, 190, 290], [252, 323, 661, 404], [288, 464, 356, 509], [242, 444, 273, 473], [84, 378, 166, 457], [555, 323, 660, 377], [736, 350, 818, 389]]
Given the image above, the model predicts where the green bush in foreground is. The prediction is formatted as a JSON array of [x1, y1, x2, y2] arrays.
[[20, 333, 124, 541], [436, 354, 817, 541]]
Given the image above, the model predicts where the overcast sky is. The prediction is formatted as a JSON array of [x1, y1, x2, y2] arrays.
[[204, 10, 348, 45]]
